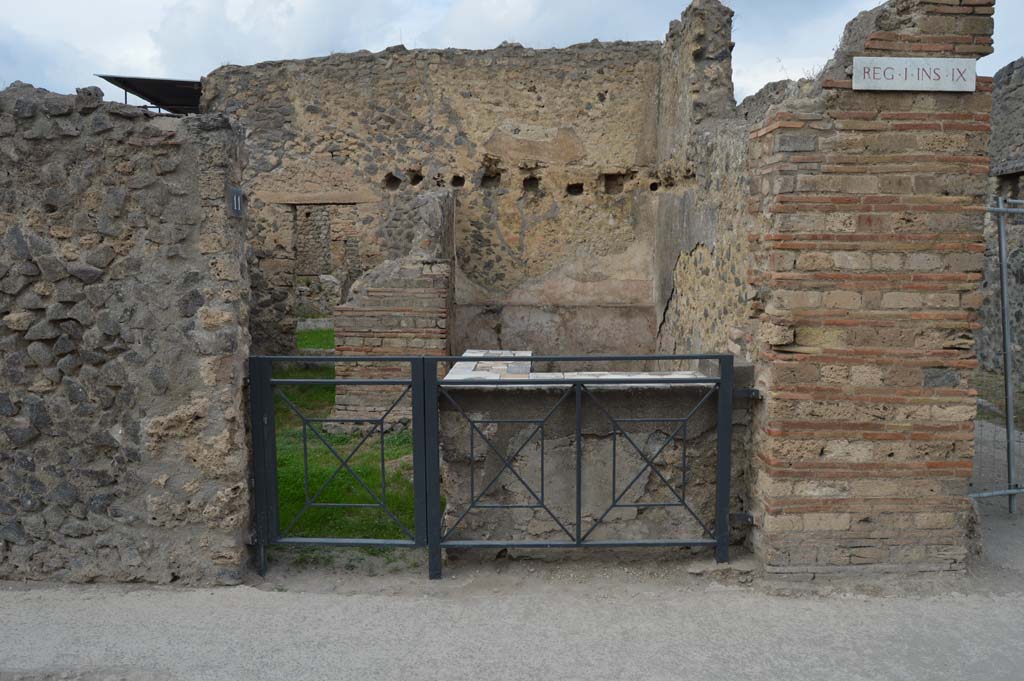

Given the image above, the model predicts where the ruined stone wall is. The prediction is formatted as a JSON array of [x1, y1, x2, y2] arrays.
[[978, 59, 1024, 382], [0, 84, 251, 584], [745, 0, 994, 573], [990, 57, 1024, 177], [654, 0, 754, 363], [202, 41, 663, 356]]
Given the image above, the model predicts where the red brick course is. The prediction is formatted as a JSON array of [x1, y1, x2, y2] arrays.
[[746, 0, 993, 573]]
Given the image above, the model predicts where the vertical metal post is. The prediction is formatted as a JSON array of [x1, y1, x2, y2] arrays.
[[423, 357, 444, 578], [249, 357, 273, 576], [715, 356, 734, 563], [574, 383, 583, 544], [264, 364, 280, 544], [411, 359, 428, 546], [996, 197, 1019, 513]]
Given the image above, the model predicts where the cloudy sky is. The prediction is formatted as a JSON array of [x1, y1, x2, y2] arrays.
[[2, 0, 1022, 105]]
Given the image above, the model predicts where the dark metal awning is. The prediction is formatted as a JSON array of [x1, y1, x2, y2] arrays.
[[96, 74, 201, 114]]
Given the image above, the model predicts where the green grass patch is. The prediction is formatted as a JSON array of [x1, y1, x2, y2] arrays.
[[297, 327, 335, 350], [271, 362, 417, 540], [272, 363, 336, 429]]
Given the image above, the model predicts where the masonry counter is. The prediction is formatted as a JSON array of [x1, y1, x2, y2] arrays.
[[435, 351, 751, 552]]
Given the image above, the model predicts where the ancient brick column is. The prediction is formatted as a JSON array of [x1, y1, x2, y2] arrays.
[[333, 191, 454, 425], [747, 0, 994, 572]]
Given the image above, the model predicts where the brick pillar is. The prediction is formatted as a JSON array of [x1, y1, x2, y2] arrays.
[[748, 0, 994, 573], [334, 191, 454, 426]]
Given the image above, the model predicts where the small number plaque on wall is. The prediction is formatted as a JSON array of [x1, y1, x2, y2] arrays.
[[228, 186, 246, 217], [853, 57, 976, 92]]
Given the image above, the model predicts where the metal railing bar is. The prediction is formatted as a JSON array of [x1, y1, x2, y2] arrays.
[[256, 355, 423, 362], [969, 488, 1024, 499], [440, 539, 717, 549], [574, 383, 583, 544], [249, 357, 273, 575], [612, 424, 617, 505], [310, 503, 383, 509], [682, 427, 688, 497], [302, 417, 389, 424], [271, 379, 413, 386], [411, 358, 428, 547], [380, 422, 387, 508], [714, 356, 735, 560], [994, 197, 1019, 514], [613, 417, 689, 423], [302, 421, 309, 503], [254, 353, 733, 363], [440, 378, 719, 386], [442, 384, 572, 463], [474, 503, 545, 510], [422, 358, 443, 578], [581, 385, 685, 473], [540, 426, 546, 505], [440, 354, 732, 362], [277, 384, 410, 446], [276, 537, 417, 548]]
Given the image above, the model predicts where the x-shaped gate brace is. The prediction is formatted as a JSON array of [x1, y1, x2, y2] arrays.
[[274, 387, 415, 541], [438, 383, 719, 545]]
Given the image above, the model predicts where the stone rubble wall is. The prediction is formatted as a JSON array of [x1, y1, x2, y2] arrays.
[[0, 84, 251, 584], [654, 0, 755, 365], [977, 176, 1024, 387], [990, 58, 1024, 176], [744, 0, 994, 573], [978, 60, 1024, 385], [202, 40, 663, 356]]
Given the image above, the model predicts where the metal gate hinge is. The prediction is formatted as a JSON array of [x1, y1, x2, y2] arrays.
[[730, 512, 755, 526], [733, 388, 762, 400]]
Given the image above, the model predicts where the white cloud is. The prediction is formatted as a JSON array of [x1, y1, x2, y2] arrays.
[[2, 0, 1021, 104]]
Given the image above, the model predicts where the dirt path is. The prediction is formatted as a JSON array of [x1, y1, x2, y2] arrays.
[[0, 507, 1020, 681]]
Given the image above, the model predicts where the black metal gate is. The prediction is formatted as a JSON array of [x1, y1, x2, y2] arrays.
[[250, 354, 736, 578]]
